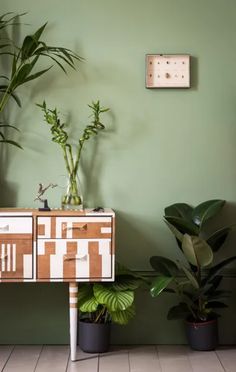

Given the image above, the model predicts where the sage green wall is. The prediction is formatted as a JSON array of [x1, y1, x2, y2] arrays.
[[1, 0, 236, 344]]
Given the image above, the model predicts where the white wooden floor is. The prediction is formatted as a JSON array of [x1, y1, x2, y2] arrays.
[[0, 345, 235, 372]]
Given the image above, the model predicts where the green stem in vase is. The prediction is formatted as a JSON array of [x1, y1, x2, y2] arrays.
[[37, 100, 109, 208]]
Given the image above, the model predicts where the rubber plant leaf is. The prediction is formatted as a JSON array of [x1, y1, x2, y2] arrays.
[[149, 256, 180, 276], [204, 275, 223, 295], [167, 302, 190, 320], [93, 284, 134, 312], [150, 276, 174, 297], [207, 226, 231, 252], [179, 264, 199, 289], [182, 234, 213, 267], [202, 256, 236, 285], [192, 199, 225, 227], [206, 301, 228, 309], [164, 221, 184, 243], [164, 216, 199, 235], [165, 203, 194, 220], [110, 303, 135, 325]]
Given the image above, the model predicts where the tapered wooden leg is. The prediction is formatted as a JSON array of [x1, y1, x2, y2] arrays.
[[69, 282, 78, 361]]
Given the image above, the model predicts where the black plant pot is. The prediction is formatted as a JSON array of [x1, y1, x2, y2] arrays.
[[186, 318, 218, 351], [78, 320, 111, 353]]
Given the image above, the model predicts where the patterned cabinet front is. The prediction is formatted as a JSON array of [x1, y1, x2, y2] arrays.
[[36, 215, 114, 281], [0, 217, 33, 280]]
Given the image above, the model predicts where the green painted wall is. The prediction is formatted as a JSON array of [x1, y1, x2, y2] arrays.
[[1, 0, 236, 344]]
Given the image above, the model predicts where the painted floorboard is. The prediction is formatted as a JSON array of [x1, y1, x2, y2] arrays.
[[98, 347, 130, 372], [187, 350, 225, 372], [66, 347, 98, 372], [216, 347, 236, 372], [0, 346, 14, 371], [35, 345, 70, 372], [2, 345, 42, 372], [157, 345, 194, 372], [129, 345, 161, 372]]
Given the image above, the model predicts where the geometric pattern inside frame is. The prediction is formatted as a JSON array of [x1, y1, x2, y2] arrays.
[[146, 54, 190, 88], [37, 216, 113, 281]]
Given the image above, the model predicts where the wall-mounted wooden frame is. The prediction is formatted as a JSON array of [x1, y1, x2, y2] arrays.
[[146, 54, 191, 88]]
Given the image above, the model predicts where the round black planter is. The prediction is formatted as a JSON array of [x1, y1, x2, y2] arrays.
[[186, 318, 218, 351], [78, 320, 111, 353]]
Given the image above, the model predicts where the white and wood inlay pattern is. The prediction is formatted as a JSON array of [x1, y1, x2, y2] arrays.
[[0, 208, 115, 362], [37, 238, 112, 280]]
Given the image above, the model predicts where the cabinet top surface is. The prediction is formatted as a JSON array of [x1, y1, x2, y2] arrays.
[[0, 208, 115, 217]]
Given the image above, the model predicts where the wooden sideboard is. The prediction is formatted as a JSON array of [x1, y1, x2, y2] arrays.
[[0, 208, 115, 361]]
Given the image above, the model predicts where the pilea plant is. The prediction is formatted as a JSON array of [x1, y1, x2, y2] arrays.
[[0, 12, 82, 147], [37, 100, 109, 209]]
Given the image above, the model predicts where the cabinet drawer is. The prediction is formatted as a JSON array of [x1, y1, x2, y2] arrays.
[[0, 239, 33, 279], [37, 239, 112, 280], [37, 216, 112, 240], [0, 217, 32, 237]]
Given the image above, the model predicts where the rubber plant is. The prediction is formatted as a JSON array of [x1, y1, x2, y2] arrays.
[[37, 100, 109, 209], [0, 12, 82, 147], [150, 199, 236, 322], [78, 263, 147, 325]]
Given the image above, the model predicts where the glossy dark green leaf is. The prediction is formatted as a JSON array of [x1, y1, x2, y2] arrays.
[[206, 301, 228, 309], [150, 276, 174, 297], [203, 256, 236, 285], [167, 302, 190, 320], [150, 256, 180, 276], [192, 199, 225, 227], [179, 263, 199, 289], [165, 203, 193, 220], [204, 275, 223, 295], [165, 221, 183, 243], [164, 216, 199, 235], [207, 227, 231, 252]]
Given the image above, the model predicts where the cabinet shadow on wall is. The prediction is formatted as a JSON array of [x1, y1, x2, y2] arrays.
[[190, 56, 198, 90]]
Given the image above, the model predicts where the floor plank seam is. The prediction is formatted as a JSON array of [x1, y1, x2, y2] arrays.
[[33, 345, 44, 372], [97, 354, 100, 372], [127, 349, 131, 372], [65, 346, 71, 372], [155, 345, 163, 372], [1, 345, 15, 372], [215, 350, 227, 372]]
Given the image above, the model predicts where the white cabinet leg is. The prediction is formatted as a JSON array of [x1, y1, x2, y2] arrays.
[[69, 282, 78, 362]]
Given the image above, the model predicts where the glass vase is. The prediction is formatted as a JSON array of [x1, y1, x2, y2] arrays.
[[61, 173, 83, 210]]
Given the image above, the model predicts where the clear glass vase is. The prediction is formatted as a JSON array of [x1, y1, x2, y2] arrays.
[[61, 173, 83, 210]]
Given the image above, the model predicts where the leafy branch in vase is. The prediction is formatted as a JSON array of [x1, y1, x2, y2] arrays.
[[37, 100, 109, 208]]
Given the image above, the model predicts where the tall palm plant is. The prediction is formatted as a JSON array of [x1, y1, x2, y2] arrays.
[[0, 12, 82, 147]]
